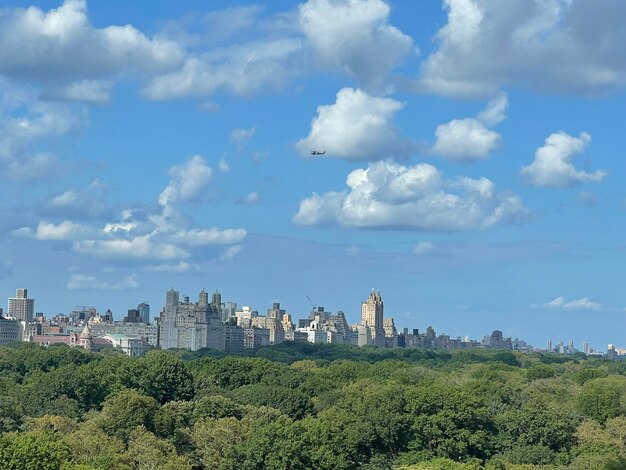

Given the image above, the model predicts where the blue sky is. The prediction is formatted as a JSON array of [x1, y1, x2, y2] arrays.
[[1, 0, 626, 350]]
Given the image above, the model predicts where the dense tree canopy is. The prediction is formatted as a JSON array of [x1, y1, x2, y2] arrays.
[[0, 342, 625, 469]]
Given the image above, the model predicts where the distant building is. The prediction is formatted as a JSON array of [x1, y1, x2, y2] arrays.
[[158, 289, 224, 351], [244, 327, 270, 348], [360, 290, 385, 347], [8, 288, 34, 324], [138, 303, 150, 324], [89, 322, 158, 346], [103, 334, 150, 357], [224, 325, 245, 352], [0, 315, 20, 344], [123, 309, 142, 323]]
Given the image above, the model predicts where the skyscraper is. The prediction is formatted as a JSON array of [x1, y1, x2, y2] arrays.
[[8, 288, 34, 324], [360, 289, 385, 347], [361, 289, 383, 331], [138, 302, 150, 324]]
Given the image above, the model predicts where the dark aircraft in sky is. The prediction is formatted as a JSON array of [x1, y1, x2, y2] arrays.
[[310, 150, 326, 155]]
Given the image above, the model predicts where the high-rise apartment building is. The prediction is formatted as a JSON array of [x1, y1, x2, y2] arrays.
[[360, 290, 385, 347], [158, 288, 224, 350], [8, 288, 34, 324]]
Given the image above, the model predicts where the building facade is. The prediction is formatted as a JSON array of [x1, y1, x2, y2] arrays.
[[8, 288, 34, 324], [158, 289, 224, 351]]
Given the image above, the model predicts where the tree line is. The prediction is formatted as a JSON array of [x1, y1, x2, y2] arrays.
[[1, 342, 626, 469]]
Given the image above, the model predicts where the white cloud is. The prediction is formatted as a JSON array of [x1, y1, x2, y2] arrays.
[[296, 87, 412, 160], [432, 92, 507, 161], [159, 155, 213, 206], [432, 119, 500, 161], [417, 0, 626, 97], [67, 273, 139, 291], [413, 241, 436, 255], [35, 220, 92, 240], [219, 245, 243, 261], [144, 0, 414, 101], [73, 235, 189, 260], [476, 92, 508, 126], [542, 296, 602, 311], [298, 0, 415, 91], [143, 39, 304, 100], [294, 160, 529, 230], [237, 192, 259, 205], [230, 127, 256, 152], [0, 0, 183, 84], [521, 131, 606, 188]]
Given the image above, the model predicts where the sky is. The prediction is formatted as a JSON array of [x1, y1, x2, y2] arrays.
[[1, 0, 626, 350]]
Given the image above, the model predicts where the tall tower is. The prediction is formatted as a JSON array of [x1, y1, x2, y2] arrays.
[[361, 289, 383, 331], [165, 289, 179, 319], [138, 303, 150, 324], [8, 288, 34, 323], [212, 291, 222, 313], [160, 288, 180, 349], [198, 289, 209, 306], [360, 290, 385, 347]]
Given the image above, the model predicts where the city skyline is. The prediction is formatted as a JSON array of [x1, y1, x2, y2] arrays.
[[1, 284, 614, 353], [1, 1, 626, 350]]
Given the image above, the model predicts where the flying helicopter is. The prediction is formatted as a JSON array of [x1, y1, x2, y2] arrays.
[[310, 150, 326, 156]]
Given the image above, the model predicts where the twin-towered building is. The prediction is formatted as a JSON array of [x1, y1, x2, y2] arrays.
[[158, 288, 225, 350]]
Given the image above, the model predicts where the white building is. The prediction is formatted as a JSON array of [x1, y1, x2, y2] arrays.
[[103, 334, 151, 357]]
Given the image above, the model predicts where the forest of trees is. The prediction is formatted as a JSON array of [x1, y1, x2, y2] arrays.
[[1, 342, 626, 469]]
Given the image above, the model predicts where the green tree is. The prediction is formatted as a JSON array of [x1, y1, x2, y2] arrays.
[[96, 389, 160, 443], [0, 431, 71, 470], [578, 378, 624, 423]]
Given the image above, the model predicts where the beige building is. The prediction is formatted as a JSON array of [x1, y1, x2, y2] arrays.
[[361, 290, 385, 347], [8, 288, 34, 324]]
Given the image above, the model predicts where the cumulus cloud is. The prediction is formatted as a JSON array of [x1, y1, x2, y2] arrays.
[[143, 39, 304, 100], [0, 0, 183, 84], [72, 156, 247, 263], [541, 296, 602, 311], [35, 220, 92, 240], [299, 0, 415, 91], [521, 131, 606, 188], [293, 160, 529, 230], [432, 92, 507, 161], [417, 0, 626, 97], [230, 127, 256, 152], [67, 273, 139, 291], [296, 87, 413, 160], [145, 0, 414, 100], [73, 236, 189, 260], [159, 155, 213, 206]]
